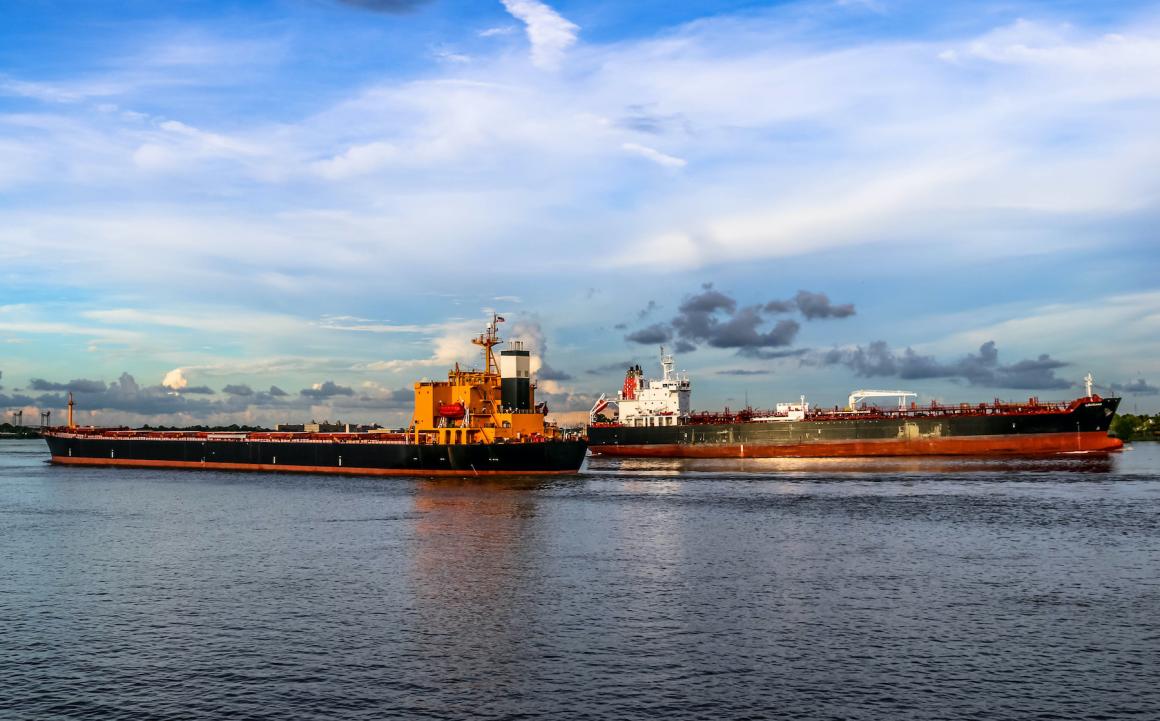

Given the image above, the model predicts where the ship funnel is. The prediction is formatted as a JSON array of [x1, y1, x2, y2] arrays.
[[500, 339, 531, 410]]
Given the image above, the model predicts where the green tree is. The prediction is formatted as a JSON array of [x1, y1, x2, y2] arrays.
[[1110, 414, 1140, 440]]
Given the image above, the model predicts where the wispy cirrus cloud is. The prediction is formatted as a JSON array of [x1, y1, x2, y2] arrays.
[[500, 0, 578, 69], [621, 142, 686, 168]]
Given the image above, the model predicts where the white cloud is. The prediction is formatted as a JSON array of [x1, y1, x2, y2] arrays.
[[84, 308, 307, 337], [925, 292, 1160, 372], [162, 368, 189, 390], [312, 141, 397, 179], [500, 0, 579, 69], [0, 75, 85, 103], [621, 142, 687, 168], [5, 13, 1160, 281], [479, 25, 518, 38]]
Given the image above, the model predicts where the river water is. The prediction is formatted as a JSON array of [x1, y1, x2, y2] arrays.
[[3, 439, 1158, 719]]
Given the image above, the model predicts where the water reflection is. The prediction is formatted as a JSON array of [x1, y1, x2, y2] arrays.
[[406, 478, 556, 694], [589, 453, 1119, 476]]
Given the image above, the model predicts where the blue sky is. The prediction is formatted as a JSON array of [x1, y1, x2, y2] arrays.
[[2, 0, 1159, 426]]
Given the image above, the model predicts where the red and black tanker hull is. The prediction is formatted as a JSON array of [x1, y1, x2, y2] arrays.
[[588, 397, 1123, 458], [43, 433, 587, 476]]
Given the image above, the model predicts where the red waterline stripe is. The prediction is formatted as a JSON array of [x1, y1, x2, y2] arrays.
[[589, 432, 1123, 458], [49, 456, 579, 476]]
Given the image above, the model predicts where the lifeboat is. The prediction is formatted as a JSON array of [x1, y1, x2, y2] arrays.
[[438, 402, 466, 420]]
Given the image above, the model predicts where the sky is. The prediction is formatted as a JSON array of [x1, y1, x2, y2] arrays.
[[1, 0, 1159, 428]]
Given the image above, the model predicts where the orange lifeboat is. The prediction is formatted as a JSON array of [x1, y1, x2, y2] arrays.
[[438, 402, 466, 420]]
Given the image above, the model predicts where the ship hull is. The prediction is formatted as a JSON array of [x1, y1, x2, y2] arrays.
[[589, 397, 1123, 458], [43, 434, 587, 476]]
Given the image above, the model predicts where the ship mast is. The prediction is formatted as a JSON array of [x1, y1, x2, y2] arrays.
[[472, 313, 504, 377]]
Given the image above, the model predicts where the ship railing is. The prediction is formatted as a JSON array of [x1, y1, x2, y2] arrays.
[[677, 398, 1080, 424], [807, 400, 1076, 421]]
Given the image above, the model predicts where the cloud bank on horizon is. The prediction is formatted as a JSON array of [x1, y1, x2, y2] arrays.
[[1, 0, 1158, 425]]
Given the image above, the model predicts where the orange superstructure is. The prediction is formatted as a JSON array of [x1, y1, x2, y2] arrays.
[[409, 314, 559, 446]]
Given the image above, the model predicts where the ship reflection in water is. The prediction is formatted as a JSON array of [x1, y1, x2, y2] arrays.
[[587, 452, 1119, 477], [406, 477, 554, 685]]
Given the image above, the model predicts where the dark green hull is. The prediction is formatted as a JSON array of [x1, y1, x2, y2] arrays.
[[588, 397, 1122, 457]]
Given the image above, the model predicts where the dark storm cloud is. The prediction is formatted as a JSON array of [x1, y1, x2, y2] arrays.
[[177, 386, 215, 395], [636, 300, 659, 319], [624, 284, 854, 356], [816, 340, 1072, 390], [300, 381, 355, 399], [716, 369, 772, 376], [792, 290, 855, 320], [671, 286, 799, 351], [705, 309, 799, 350], [0, 394, 38, 408], [335, 0, 431, 13], [829, 340, 896, 376], [29, 378, 108, 393], [1, 372, 414, 422], [1109, 379, 1159, 396], [538, 364, 573, 381], [762, 299, 796, 313], [680, 285, 737, 315], [587, 360, 637, 375], [738, 347, 810, 360], [18, 372, 223, 415], [625, 323, 672, 345]]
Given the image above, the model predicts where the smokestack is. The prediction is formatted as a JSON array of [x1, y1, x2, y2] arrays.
[[500, 341, 531, 411]]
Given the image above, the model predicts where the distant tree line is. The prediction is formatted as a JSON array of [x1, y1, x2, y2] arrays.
[[1110, 414, 1160, 441], [0, 423, 41, 438]]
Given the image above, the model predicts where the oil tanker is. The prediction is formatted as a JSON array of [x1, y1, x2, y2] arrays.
[[586, 351, 1122, 458], [43, 316, 586, 476]]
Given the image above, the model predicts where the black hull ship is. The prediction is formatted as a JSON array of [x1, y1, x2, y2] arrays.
[[587, 352, 1122, 458], [43, 432, 587, 476], [43, 316, 587, 476]]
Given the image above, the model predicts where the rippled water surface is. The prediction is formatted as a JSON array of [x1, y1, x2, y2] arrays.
[[3, 439, 1159, 720]]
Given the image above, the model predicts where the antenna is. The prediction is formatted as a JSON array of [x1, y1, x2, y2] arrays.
[[660, 345, 674, 381], [1084, 373, 1094, 398], [471, 312, 504, 376]]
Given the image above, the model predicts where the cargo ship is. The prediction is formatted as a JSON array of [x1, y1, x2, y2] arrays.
[[586, 351, 1123, 457], [43, 316, 587, 476]]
